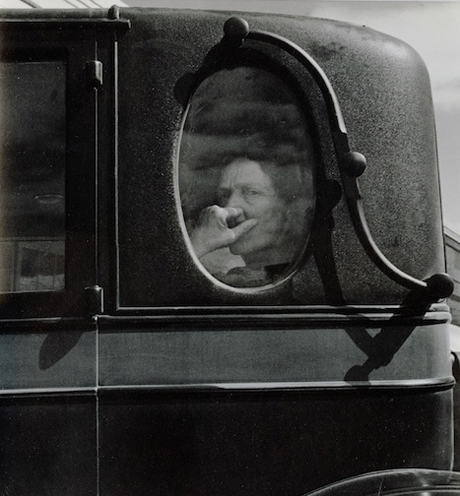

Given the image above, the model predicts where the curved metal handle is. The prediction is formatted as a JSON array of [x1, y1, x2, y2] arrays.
[[221, 17, 454, 302]]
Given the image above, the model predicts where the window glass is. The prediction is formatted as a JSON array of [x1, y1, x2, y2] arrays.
[[0, 61, 65, 292], [179, 67, 316, 288]]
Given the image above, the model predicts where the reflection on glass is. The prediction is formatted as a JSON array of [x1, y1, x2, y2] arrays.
[[0, 61, 66, 292], [179, 67, 316, 287]]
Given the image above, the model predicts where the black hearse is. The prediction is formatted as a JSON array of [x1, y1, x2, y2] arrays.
[[0, 6, 458, 495]]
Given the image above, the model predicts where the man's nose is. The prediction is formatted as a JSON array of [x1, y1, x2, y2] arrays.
[[225, 191, 244, 210]]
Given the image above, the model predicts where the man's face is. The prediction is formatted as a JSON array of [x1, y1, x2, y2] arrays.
[[218, 159, 289, 266]]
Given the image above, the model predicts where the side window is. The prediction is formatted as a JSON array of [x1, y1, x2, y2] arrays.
[[179, 67, 316, 288], [0, 61, 65, 292]]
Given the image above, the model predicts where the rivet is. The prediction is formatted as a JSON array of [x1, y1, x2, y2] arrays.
[[223, 17, 250, 41], [341, 152, 367, 177]]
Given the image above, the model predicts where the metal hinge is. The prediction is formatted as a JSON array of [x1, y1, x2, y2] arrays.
[[86, 60, 103, 89], [85, 285, 104, 317]]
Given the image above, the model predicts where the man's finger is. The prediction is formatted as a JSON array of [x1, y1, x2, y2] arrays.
[[231, 218, 258, 240], [225, 207, 246, 228], [207, 206, 233, 227]]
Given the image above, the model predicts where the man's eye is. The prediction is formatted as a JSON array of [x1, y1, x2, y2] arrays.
[[243, 188, 261, 199]]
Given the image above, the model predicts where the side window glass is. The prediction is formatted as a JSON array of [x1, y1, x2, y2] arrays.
[[179, 67, 316, 288], [0, 61, 65, 292]]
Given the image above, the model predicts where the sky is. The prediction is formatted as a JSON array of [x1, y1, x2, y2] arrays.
[[128, 0, 460, 233]]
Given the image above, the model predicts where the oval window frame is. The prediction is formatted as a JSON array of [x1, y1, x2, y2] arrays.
[[175, 63, 318, 293]]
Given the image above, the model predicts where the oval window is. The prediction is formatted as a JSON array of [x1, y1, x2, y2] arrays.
[[178, 66, 316, 288]]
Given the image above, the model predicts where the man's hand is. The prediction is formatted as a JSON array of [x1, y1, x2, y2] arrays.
[[190, 206, 257, 258]]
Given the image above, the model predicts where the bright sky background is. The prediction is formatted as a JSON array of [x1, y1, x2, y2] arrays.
[[129, 0, 460, 233]]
